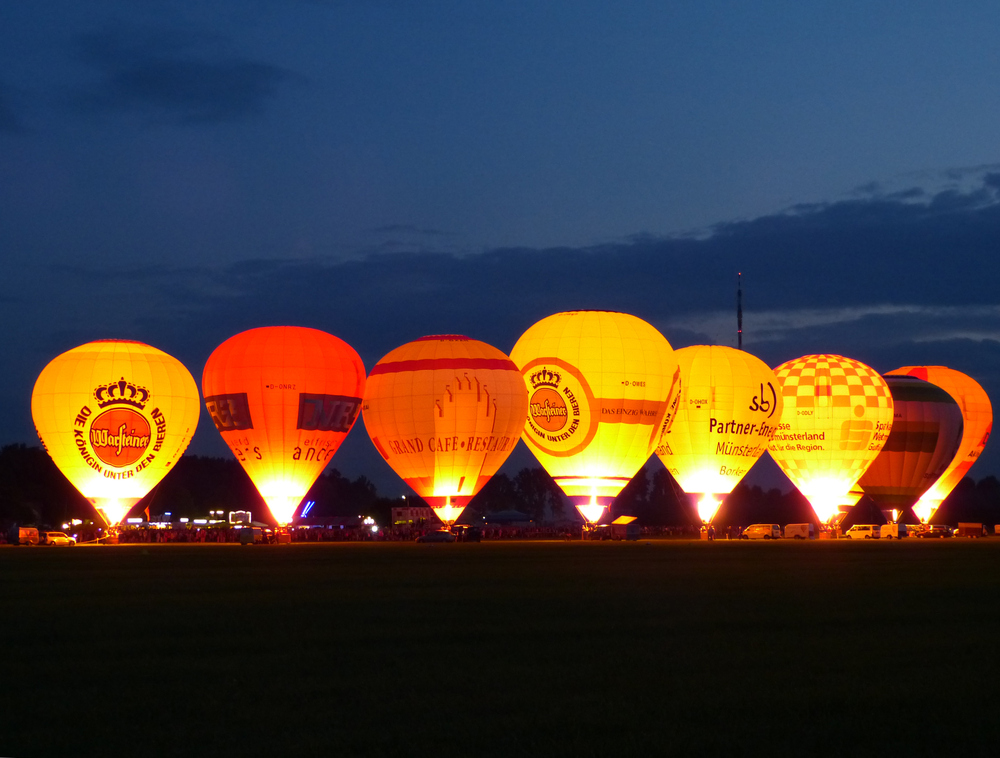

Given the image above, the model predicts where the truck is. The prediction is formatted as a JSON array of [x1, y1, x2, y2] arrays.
[[6, 525, 39, 545], [784, 523, 815, 540], [957, 522, 986, 538]]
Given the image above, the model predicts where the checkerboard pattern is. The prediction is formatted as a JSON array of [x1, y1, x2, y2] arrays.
[[775, 354, 893, 412]]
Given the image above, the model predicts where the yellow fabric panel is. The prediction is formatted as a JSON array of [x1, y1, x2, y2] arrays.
[[767, 354, 894, 521], [656, 345, 783, 496], [509, 311, 679, 502], [362, 335, 529, 512], [31, 340, 201, 524], [202, 326, 366, 525]]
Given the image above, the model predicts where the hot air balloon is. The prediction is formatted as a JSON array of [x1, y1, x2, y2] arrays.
[[362, 335, 528, 527], [885, 366, 992, 523], [509, 311, 680, 525], [202, 327, 365, 526], [767, 354, 894, 523], [857, 375, 964, 522], [31, 340, 200, 527], [655, 345, 783, 523]]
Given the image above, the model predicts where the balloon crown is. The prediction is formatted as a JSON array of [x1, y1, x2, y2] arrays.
[[94, 378, 150, 410], [530, 368, 561, 389]]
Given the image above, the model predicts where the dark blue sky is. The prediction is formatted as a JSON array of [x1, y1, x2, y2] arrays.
[[4, 1, 1000, 495]]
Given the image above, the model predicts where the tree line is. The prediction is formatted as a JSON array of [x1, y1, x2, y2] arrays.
[[2, 443, 999, 529]]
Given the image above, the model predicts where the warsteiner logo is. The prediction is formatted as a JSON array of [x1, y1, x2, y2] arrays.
[[529, 388, 569, 431], [89, 408, 151, 466], [522, 360, 596, 457], [77, 378, 161, 471]]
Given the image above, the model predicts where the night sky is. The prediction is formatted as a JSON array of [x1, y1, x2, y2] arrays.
[[4, 1, 1000, 495]]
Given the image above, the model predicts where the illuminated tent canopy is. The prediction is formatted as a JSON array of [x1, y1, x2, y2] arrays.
[[767, 354, 894, 523], [510, 310, 680, 525], [31, 339, 201, 527], [362, 335, 528, 527], [202, 326, 366, 526], [656, 345, 783, 523]]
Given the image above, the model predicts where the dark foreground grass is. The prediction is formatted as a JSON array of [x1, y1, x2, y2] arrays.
[[1, 540, 999, 757]]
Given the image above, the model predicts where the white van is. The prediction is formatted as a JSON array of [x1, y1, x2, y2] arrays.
[[741, 524, 781, 540], [845, 524, 879, 540], [784, 523, 816, 540], [880, 523, 908, 540]]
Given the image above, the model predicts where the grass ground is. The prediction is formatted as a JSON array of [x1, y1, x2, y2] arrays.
[[1, 539, 998, 757]]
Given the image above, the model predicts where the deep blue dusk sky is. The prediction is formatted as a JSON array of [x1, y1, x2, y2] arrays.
[[4, 1, 1000, 494]]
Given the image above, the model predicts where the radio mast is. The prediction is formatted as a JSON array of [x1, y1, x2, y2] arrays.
[[736, 272, 743, 350]]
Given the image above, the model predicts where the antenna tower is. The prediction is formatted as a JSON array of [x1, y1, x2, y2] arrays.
[[737, 272, 743, 350]]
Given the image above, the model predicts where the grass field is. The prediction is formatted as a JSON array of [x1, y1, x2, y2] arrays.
[[2, 539, 999, 757]]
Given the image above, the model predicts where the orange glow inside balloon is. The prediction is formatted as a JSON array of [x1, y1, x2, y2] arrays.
[[655, 345, 783, 518], [31, 340, 201, 527], [202, 327, 366, 525], [767, 354, 894, 523], [857, 375, 963, 518], [886, 366, 992, 522], [697, 494, 721, 523], [510, 311, 680, 510], [363, 335, 529, 526]]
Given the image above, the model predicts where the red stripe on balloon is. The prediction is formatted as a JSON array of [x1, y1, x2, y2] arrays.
[[369, 358, 518, 375]]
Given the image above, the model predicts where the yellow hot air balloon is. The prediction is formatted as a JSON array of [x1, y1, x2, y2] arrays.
[[31, 340, 200, 527], [857, 375, 963, 521], [768, 354, 894, 523], [362, 335, 528, 527], [202, 327, 366, 526], [885, 366, 992, 523], [655, 345, 783, 523], [509, 311, 681, 525]]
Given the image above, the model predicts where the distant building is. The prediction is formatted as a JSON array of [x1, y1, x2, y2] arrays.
[[392, 505, 437, 525]]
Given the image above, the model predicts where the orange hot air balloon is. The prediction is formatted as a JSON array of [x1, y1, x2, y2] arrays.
[[362, 335, 528, 526], [768, 354, 894, 523], [202, 327, 365, 525], [857, 375, 964, 521], [655, 345, 783, 523], [31, 340, 200, 527], [885, 366, 992, 523], [510, 311, 680, 525]]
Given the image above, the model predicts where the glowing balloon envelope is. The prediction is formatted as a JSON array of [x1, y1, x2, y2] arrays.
[[362, 335, 528, 526], [31, 339, 201, 526], [857, 375, 964, 521], [509, 311, 681, 525], [655, 345, 783, 523], [202, 327, 366, 526], [767, 354, 894, 523], [885, 366, 992, 523]]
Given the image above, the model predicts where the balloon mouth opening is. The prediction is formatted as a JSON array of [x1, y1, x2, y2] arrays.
[[696, 494, 721, 523]]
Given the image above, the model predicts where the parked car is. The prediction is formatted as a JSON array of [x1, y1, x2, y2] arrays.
[[416, 530, 456, 543], [880, 524, 908, 540], [916, 524, 954, 539], [40, 531, 76, 546], [845, 524, 879, 540], [741, 524, 781, 540]]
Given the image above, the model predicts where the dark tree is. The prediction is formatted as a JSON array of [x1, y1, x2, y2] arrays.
[[513, 467, 565, 522]]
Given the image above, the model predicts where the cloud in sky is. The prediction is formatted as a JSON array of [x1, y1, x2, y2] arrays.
[[69, 29, 297, 124], [5, 171, 1000, 491]]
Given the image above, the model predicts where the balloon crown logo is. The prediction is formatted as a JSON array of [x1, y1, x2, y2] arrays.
[[94, 378, 150, 410], [530, 368, 562, 389]]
